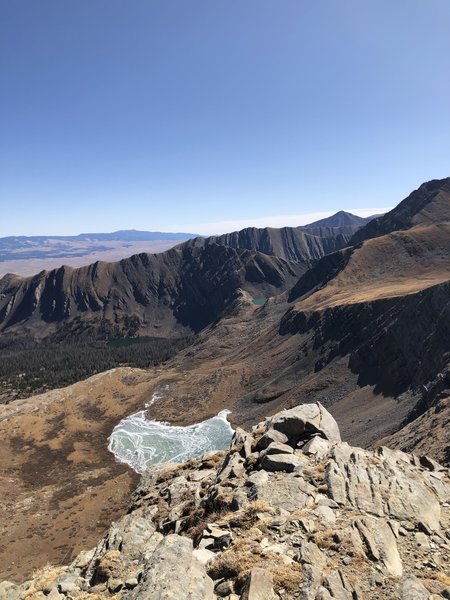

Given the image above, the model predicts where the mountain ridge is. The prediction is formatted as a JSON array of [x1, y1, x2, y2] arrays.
[[0, 244, 305, 337], [181, 211, 374, 263]]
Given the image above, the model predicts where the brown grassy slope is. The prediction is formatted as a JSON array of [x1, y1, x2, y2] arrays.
[[0, 368, 158, 582], [378, 396, 450, 465], [290, 223, 450, 311]]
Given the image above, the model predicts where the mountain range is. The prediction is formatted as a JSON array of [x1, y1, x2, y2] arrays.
[[0, 211, 375, 338], [1, 178, 450, 584]]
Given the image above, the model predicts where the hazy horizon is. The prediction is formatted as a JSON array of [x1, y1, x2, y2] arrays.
[[1, 1, 449, 237], [0, 206, 392, 238]]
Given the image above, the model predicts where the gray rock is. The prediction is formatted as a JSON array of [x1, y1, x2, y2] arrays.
[[108, 577, 124, 593], [216, 451, 246, 483], [215, 580, 235, 597], [46, 589, 65, 600], [261, 453, 303, 472], [71, 547, 96, 570], [56, 573, 83, 594], [192, 548, 216, 565], [255, 429, 289, 450], [398, 575, 430, 599], [131, 534, 214, 599], [420, 455, 445, 472], [124, 577, 140, 590], [240, 567, 277, 600], [301, 435, 331, 458], [321, 570, 354, 599], [296, 541, 327, 569], [246, 470, 269, 488], [269, 402, 341, 442], [415, 531, 430, 547], [261, 441, 294, 456], [255, 473, 315, 512], [356, 517, 403, 577], [324, 443, 444, 534], [231, 427, 254, 458], [312, 505, 336, 526], [0, 581, 19, 600]]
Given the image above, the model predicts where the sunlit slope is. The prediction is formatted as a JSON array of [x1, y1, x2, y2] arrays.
[[287, 178, 450, 312], [294, 223, 450, 310]]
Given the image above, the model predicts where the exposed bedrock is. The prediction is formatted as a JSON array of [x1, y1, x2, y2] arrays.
[[7, 403, 450, 600]]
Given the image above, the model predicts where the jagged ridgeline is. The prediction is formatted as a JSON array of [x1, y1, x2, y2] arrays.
[[0, 245, 305, 337], [0, 211, 373, 340]]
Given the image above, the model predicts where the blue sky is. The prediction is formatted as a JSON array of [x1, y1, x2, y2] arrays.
[[1, 1, 449, 236]]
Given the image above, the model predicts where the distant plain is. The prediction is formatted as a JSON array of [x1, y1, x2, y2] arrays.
[[0, 238, 193, 277]]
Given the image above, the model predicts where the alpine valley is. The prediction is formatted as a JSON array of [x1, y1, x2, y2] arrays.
[[1, 178, 450, 600]]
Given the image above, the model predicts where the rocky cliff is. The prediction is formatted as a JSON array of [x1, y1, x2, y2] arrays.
[[4, 403, 450, 600]]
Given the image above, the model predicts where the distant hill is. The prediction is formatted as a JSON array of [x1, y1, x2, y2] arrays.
[[0, 230, 198, 277], [181, 211, 373, 263]]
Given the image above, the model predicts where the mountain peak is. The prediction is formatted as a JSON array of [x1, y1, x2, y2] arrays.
[[306, 211, 373, 229]]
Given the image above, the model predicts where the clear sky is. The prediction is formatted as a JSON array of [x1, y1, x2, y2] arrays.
[[1, 1, 449, 236]]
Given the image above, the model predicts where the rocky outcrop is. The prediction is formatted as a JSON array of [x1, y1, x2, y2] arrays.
[[5, 402, 450, 600]]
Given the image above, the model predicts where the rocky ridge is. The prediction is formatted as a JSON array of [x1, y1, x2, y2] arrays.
[[181, 211, 371, 264], [4, 403, 450, 600], [0, 245, 304, 338]]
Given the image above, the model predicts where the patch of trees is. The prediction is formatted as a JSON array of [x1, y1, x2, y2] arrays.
[[0, 335, 192, 403]]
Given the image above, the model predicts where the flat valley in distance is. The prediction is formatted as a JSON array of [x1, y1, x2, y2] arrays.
[[0, 230, 197, 277]]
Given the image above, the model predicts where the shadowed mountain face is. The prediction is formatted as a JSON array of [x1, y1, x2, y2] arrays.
[[0, 211, 371, 339], [0, 244, 305, 338], [181, 211, 373, 263]]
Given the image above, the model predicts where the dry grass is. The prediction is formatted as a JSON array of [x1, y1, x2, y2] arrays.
[[183, 504, 231, 545], [430, 572, 450, 586], [223, 500, 275, 530], [207, 538, 303, 592], [20, 564, 67, 597]]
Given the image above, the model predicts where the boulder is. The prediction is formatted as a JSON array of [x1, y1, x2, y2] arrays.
[[398, 575, 430, 599], [269, 402, 341, 442], [320, 570, 355, 599], [240, 568, 277, 600], [301, 435, 331, 458], [261, 453, 304, 473], [0, 581, 19, 600], [255, 429, 289, 450], [131, 534, 214, 599], [261, 442, 294, 456]]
